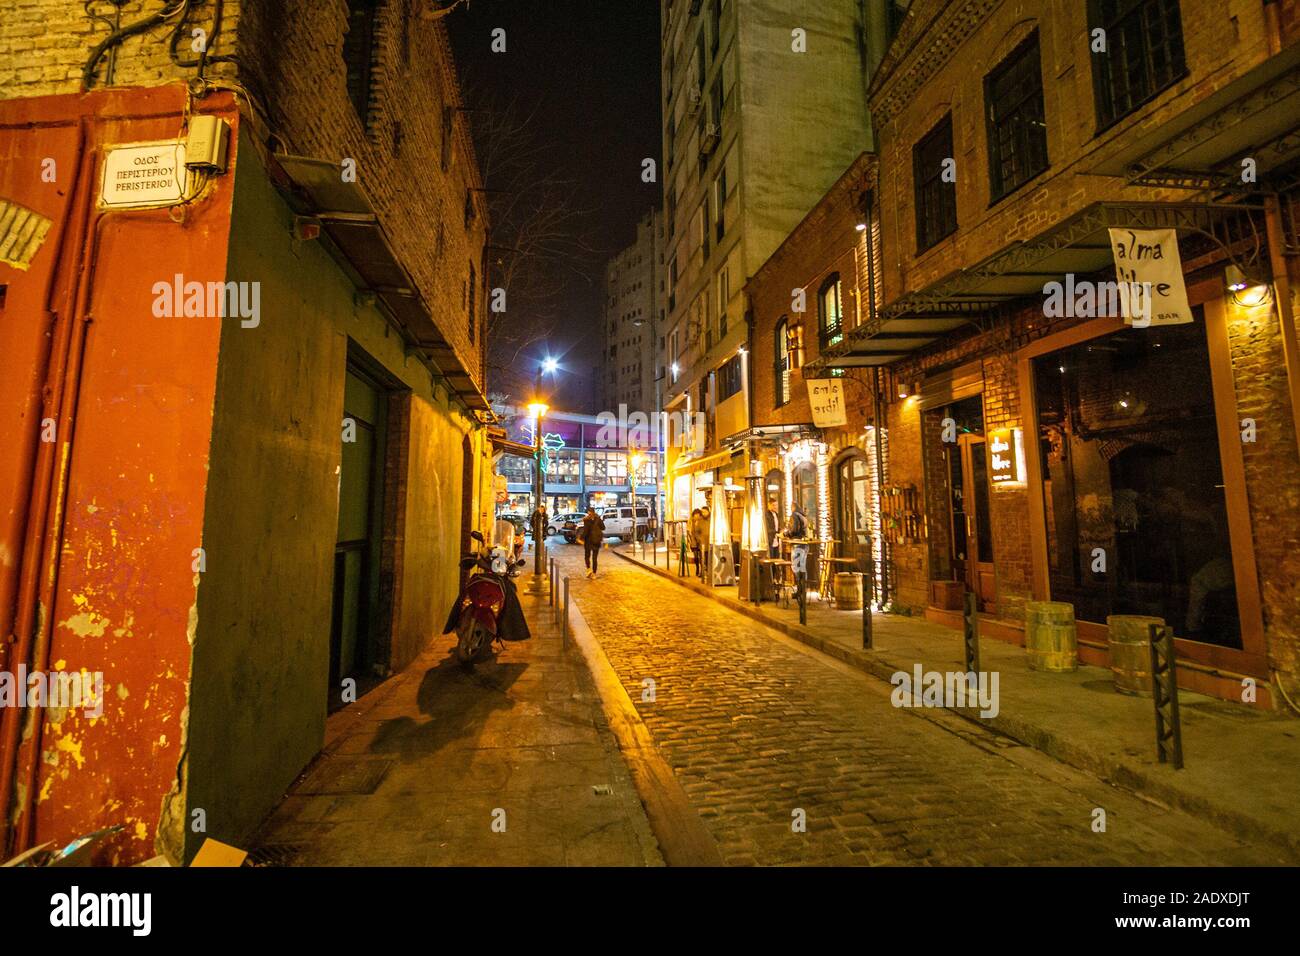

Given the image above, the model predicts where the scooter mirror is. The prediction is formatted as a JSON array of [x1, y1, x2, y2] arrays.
[[470, 530, 486, 543]]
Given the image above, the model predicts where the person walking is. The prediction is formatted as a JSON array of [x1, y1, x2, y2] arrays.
[[785, 502, 811, 587], [688, 507, 707, 577], [580, 506, 605, 578]]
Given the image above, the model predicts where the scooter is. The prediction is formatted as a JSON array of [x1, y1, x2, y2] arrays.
[[447, 530, 529, 665]]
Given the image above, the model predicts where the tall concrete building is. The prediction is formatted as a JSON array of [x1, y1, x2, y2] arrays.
[[659, 0, 893, 516], [602, 209, 662, 416]]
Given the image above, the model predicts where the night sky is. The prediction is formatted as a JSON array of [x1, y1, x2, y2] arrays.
[[448, 0, 663, 413]]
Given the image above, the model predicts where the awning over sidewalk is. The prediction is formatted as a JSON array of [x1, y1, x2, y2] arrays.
[[271, 154, 490, 413], [490, 433, 535, 459], [1088, 41, 1300, 190], [721, 423, 818, 448], [807, 200, 1259, 374], [672, 447, 738, 474]]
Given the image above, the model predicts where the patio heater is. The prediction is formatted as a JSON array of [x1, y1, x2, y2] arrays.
[[707, 483, 735, 587], [737, 467, 770, 602]]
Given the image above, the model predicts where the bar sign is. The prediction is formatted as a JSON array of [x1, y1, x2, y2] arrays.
[[989, 428, 1023, 485]]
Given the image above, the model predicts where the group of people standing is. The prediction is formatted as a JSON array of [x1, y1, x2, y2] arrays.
[[685, 499, 810, 577]]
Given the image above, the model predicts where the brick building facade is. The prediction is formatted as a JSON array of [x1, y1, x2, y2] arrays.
[[0, 1, 495, 863], [804, 0, 1300, 709]]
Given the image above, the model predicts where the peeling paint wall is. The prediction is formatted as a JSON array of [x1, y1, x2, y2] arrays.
[[0, 86, 238, 865]]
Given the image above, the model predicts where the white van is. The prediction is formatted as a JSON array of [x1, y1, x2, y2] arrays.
[[601, 506, 651, 541]]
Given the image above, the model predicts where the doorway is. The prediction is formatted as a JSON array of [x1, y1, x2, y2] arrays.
[[943, 396, 996, 612], [329, 365, 390, 703], [834, 452, 873, 573]]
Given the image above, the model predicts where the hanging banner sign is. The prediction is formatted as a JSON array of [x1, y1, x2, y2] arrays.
[[1107, 228, 1194, 327], [807, 378, 847, 428], [988, 428, 1024, 485], [101, 142, 188, 208]]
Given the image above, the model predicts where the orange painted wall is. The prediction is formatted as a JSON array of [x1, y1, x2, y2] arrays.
[[0, 85, 238, 863]]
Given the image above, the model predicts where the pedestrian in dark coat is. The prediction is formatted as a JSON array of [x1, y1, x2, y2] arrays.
[[688, 507, 707, 576], [580, 507, 605, 578]]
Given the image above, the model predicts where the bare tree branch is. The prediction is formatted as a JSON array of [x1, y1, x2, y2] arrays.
[[462, 87, 605, 399]]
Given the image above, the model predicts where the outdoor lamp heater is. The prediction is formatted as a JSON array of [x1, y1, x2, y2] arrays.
[[738, 469, 769, 602], [526, 400, 549, 594], [708, 483, 735, 587]]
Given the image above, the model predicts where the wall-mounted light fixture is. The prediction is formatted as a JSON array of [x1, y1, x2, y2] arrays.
[[1226, 263, 1273, 308]]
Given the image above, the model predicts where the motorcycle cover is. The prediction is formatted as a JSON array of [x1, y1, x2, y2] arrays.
[[442, 573, 532, 642]]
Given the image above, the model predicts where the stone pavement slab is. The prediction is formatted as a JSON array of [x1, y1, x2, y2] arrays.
[[610, 541, 1300, 860], [562, 548, 1286, 866], [250, 582, 663, 867]]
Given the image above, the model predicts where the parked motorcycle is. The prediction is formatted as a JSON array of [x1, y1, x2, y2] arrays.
[[443, 530, 531, 665]]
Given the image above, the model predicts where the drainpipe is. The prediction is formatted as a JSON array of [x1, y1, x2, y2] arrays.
[[862, 188, 889, 608], [0, 136, 97, 855]]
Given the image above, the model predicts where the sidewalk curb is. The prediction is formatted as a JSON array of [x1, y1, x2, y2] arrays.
[[554, 573, 726, 867], [612, 547, 1300, 860]]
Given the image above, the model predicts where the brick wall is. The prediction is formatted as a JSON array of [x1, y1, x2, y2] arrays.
[[236, 0, 487, 388], [869, 0, 1277, 302], [1225, 288, 1300, 688], [1, 0, 486, 391], [748, 154, 875, 432], [0, 0, 240, 94]]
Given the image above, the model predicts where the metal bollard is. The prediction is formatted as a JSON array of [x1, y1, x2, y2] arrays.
[[1148, 623, 1184, 769], [549, 558, 556, 610], [862, 596, 872, 649], [963, 591, 980, 677], [562, 577, 570, 649]]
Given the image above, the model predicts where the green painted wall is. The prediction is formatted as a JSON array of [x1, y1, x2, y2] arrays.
[[171, 140, 479, 861]]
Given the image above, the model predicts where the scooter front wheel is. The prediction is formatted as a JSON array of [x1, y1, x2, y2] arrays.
[[456, 619, 489, 666]]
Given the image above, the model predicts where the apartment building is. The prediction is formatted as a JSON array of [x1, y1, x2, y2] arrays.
[[602, 209, 661, 417], [658, 0, 895, 520]]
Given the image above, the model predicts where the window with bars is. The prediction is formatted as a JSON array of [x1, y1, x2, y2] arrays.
[[913, 114, 957, 253], [985, 32, 1048, 202], [818, 274, 843, 350], [1090, 0, 1187, 130], [343, 0, 379, 125]]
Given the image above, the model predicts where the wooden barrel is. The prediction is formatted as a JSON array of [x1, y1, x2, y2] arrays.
[[1107, 615, 1163, 696], [834, 572, 863, 610], [1025, 601, 1077, 672]]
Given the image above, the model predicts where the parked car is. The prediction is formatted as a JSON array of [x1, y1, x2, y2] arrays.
[[601, 506, 651, 542], [548, 511, 586, 537]]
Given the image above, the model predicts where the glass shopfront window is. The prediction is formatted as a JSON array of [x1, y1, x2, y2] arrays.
[[550, 449, 581, 485], [792, 462, 817, 529], [584, 450, 629, 484], [672, 473, 692, 520], [499, 455, 532, 484], [1031, 317, 1240, 648]]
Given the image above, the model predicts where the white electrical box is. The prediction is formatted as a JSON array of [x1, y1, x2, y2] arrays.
[[186, 116, 230, 173]]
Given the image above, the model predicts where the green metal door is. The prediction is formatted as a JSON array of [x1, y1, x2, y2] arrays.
[[330, 368, 387, 693]]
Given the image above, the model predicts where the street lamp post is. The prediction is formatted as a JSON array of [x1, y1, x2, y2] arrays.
[[628, 450, 643, 540], [525, 400, 549, 595], [527, 357, 559, 595]]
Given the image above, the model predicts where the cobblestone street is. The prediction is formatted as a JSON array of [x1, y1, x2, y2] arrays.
[[561, 548, 1284, 866]]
